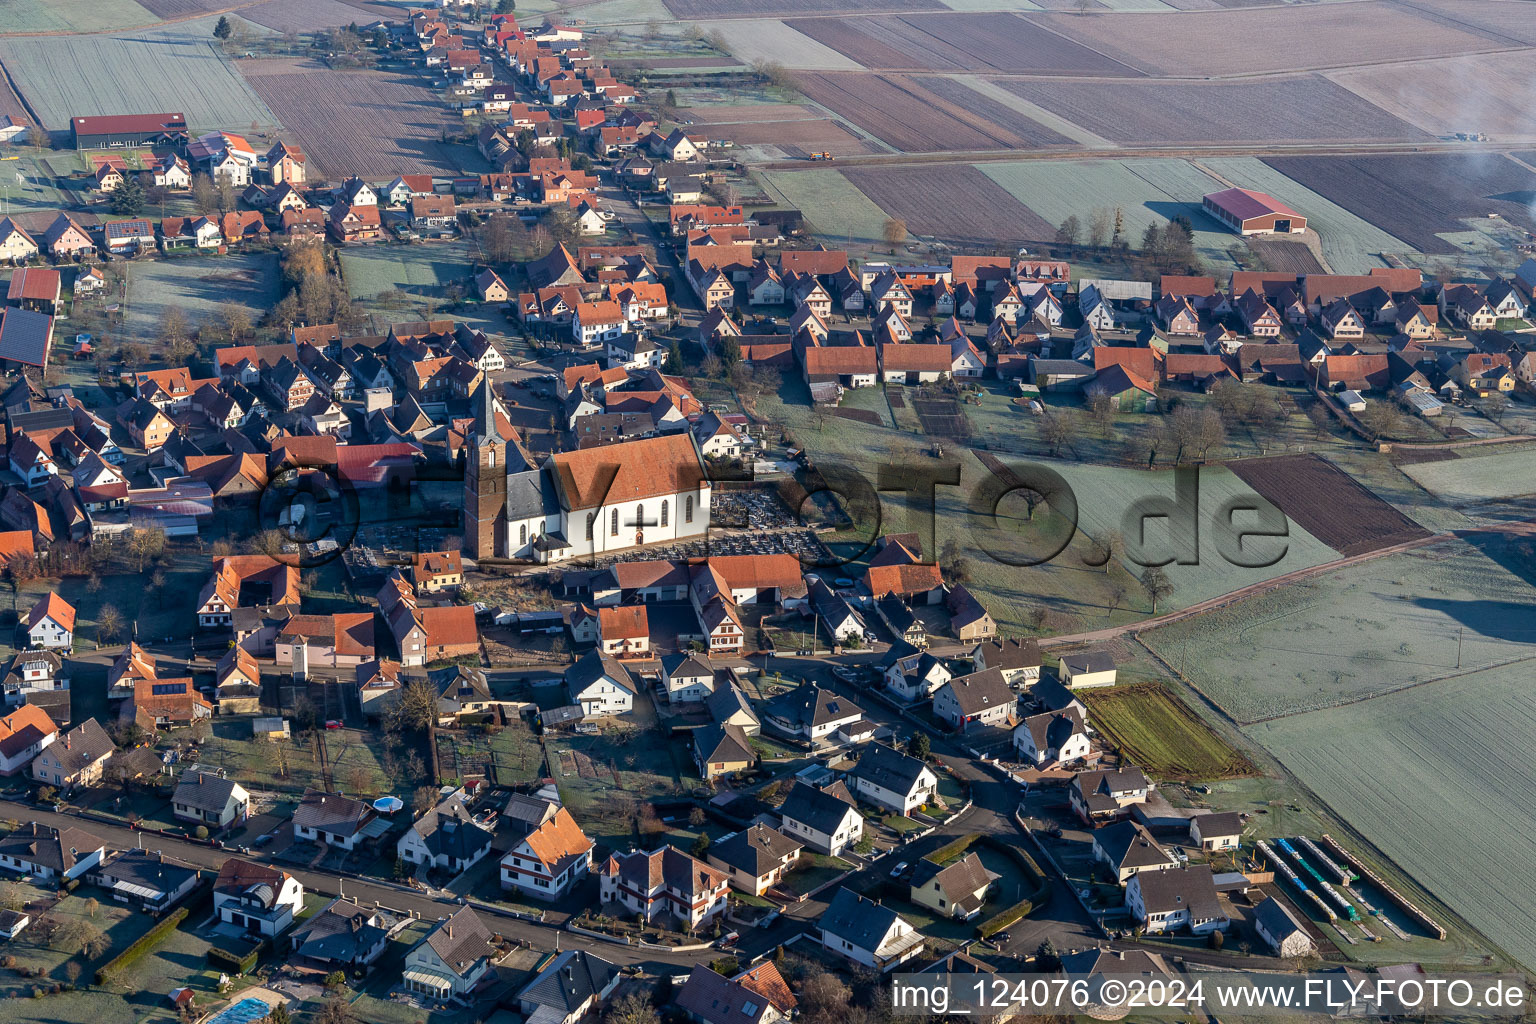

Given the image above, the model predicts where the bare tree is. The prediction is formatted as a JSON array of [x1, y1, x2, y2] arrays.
[[1139, 566, 1174, 615], [882, 218, 908, 250], [96, 604, 124, 644], [1087, 207, 1111, 249]]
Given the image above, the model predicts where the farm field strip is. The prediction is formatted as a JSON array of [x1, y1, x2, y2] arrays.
[[1195, 156, 1414, 273], [1229, 454, 1432, 556], [977, 157, 1242, 266], [1325, 52, 1536, 141], [942, 75, 1115, 149], [244, 0, 391, 31], [135, 0, 234, 15], [707, 19, 863, 70], [844, 163, 1056, 244], [937, 0, 1043, 9], [663, 0, 943, 15], [0, 18, 280, 132], [1247, 662, 1536, 971], [680, 103, 824, 122], [1080, 682, 1255, 780], [917, 76, 1073, 148], [1246, 238, 1325, 274], [786, 11, 1141, 75], [241, 57, 470, 176], [794, 72, 1046, 152], [1394, 0, 1536, 47], [756, 167, 891, 245], [696, 119, 875, 158], [1262, 153, 1536, 255], [0, 0, 158, 33], [1398, 448, 1536, 503], [994, 75, 1431, 146], [1141, 535, 1536, 724], [1023, 1, 1509, 76]]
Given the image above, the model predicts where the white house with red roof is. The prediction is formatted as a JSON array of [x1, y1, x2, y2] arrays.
[[26, 593, 74, 651]]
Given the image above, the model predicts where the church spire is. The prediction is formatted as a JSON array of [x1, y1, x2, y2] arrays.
[[472, 376, 503, 445]]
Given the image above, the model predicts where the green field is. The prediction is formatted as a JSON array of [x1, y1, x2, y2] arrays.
[[340, 240, 477, 300], [977, 158, 1243, 272], [1143, 534, 1536, 725], [0, 18, 278, 132], [0, 0, 156, 33], [1250, 660, 1536, 971], [1080, 681, 1255, 781], [1398, 447, 1536, 503], [122, 252, 282, 347], [758, 168, 891, 247]]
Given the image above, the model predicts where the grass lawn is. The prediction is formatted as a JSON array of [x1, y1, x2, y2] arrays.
[[784, 853, 850, 896], [486, 719, 547, 786], [547, 728, 688, 837], [1080, 682, 1255, 782], [882, 815, 926, 833], [200, 721, 395, 800]]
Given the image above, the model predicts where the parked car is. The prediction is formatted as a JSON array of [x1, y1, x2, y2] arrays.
[[324, 720, 342, 730], [889, 861, 909, 879]]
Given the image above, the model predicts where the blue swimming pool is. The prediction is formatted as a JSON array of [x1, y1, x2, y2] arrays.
[[205, 997, 275, 1024]]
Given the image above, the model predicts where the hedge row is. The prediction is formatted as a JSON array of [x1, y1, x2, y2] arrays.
[[977, 898, 1034, 938], [95, 907, 189, 986], [208, 939, 266, 975], [922, 833, 979, 867]]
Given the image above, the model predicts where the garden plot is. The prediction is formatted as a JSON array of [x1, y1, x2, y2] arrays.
[[1024, 1, 1500, 76], [1398, 447, 1536, 503], [1249, 661, 1536, 971], [0, 18, 278, 132], [997, 75, 1429, 146], [1326, 52, 1536, 142], [1263, 153, 1536, 255], [1229, 453, 1431, 556], [1143, 535, 1536, 725], [757, 167, 891, 245], [977, 158, 1243, 268], [340, 241, 477, 300], [122, 253, 281, 346], [0, 0, 156, 32], [1197, 156, 1412, 273], [1080, 682, 1254, 781], [844, 164, 1056, 245]]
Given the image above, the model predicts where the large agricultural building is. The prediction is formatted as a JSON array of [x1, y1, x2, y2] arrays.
[[71, 112, 188, 150], [1202, 188, 1307, 236]]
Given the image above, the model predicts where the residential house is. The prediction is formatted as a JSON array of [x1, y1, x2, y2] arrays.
[[971, 638, 1040, 686], [122, 399, 175, 448], [1093, 820, 1176, 884], [402, 907, 498, 1002], [778, 780, 862, 855], [398, 795, 493, 873], [693, 722, 756, 780], [1013, 708, 1090, 767], [932, 668, 1015, 732], [290, 898, 397, 971], [706, 825, 802, 897], [172, 769, 249, 829], [762, 681, 863, 744], [676, 964, 790, 1024], [0, 217, 38, 264], [411, 550, 464, 593], [214, 858, 304, 938], [2, 649, 66, 707], [910, 853, 998, 921], [500, 806, 594, 899], [515, 950, 621, 1024], [848, 743, 937, 815], [819, 888, 924, 972], [1254, 896, 1316, 957], [93, 849, 201, 913], [26, 593, 74, 650], [0, 822, 104, 880], [598, 846, 729, 931], [29, 717, 111, 790], [564, 651, 635, 716], [1126, 865, 1228, 935], [1060, 651, 1116, 688], [597, 604, 650, 657], [292, 789, 375, 851], [1070, 766, 1152, 825], [1188, 811, 1243, 851]]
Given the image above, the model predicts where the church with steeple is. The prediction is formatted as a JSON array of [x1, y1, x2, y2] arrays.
[[463, 378, 508, 559]]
